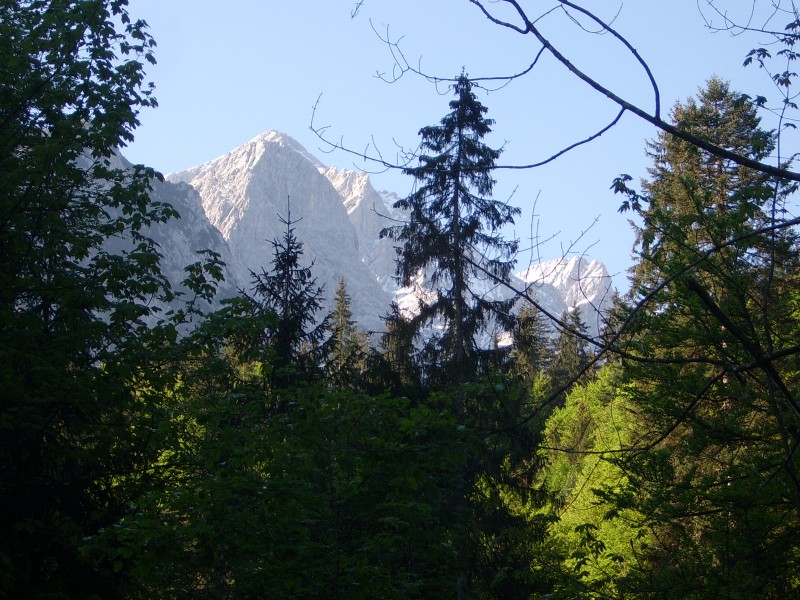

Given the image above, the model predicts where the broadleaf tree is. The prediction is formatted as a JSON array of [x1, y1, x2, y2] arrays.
[[0, 1, 179, 596]]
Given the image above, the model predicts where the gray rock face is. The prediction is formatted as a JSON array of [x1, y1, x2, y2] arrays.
[[146, 177, 242, 305], [99, 153, 240, 322], [320, 166, 401, 290]]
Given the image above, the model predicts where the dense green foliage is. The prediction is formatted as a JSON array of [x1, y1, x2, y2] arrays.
[[326, 278, 370, 389], [600, 78, 800, 598], [541, 367, 643, 597], [4, 2, 800, 599], [0, 1, 177, 596], [243, 208, 331, 389]]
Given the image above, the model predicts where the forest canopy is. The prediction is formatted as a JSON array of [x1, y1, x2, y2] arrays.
[[1, 1, 799, 598]]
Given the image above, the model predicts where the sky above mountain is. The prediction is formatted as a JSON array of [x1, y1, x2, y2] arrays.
[[124, 1, 789, 291]]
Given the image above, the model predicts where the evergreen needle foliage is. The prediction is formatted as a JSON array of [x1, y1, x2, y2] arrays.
[[244, 205, 331, 389], [381, 74, 520, 385]]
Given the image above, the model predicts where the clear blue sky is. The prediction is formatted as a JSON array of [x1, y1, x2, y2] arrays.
[[125, 1, 787, 290]]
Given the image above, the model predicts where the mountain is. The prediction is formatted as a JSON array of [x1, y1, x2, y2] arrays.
[[100, 152, 241, 323], [168, 131, 391, 333], [516, 257, 615, 338], [320, 166, 401, 290], [145, 177, 242, 306], [144, 130, 614, 340], [318, 162, 614, 338]]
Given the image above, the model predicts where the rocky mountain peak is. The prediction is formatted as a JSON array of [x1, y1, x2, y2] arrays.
[[168, 132, 391, 333], [517, 256, 615, 336], [148, 130, 615, 340]]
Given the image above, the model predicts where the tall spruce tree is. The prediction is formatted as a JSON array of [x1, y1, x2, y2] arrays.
[[624, 77, 779, 295], [511, 304, 553, 381], [246, 205, 330, 388], [326, 278, 369, 388], [605, 79, 800, 597], [549, 306, 591, 392], [381, 74, 520, 385]]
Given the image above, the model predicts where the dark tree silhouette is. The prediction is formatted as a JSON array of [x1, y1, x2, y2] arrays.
[[381, 74, 520, 385], [246, 205, 330, 388]]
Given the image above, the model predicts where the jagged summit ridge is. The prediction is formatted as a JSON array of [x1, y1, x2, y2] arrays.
[[320, 166, 401, 288]]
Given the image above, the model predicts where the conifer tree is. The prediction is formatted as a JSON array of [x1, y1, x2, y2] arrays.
[[246, 205, 330, 388], [548, 306, 592, 408], [511, 304, 553, 380], [381, 74, 520, 385], [373, 302, 424, 396], [327, 278, 369, 388], [605, 79, 800, 596], [624, 77, 781, 294]]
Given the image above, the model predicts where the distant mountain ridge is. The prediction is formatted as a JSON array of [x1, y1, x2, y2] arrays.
[[143, 130, 615, 338]]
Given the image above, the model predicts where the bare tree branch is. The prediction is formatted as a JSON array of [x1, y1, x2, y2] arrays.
[[467, 0, 800, 181], [496, 108, 626, 170], [351, 0, 365, 19]]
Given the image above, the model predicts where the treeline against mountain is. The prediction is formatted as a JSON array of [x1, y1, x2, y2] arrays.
[[2, 2, 800, 598]]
